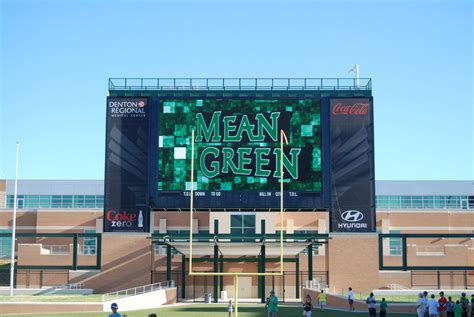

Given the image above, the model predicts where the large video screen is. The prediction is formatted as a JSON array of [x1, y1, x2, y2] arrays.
[[157, 99, 322, 193]]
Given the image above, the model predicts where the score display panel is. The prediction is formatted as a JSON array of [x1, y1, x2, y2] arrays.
[[152, 98, 325, 209]]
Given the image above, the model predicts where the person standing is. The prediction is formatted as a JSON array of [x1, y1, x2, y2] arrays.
[[108, 303, 121, 317], [348, 287, 355, 311], [460, 293, 469, 317], [380, 298, 387, 317], [439, 292, 448, 317], [418, 293, 427, 317], [428, 294, 440, 317], [268, 290, 279, 317], [318, 290, 327, 311], [424, 291, 430, 317], [366, 292, 376, 317], [303, 294, 312, 317], [455, 301, 463, 317], [470, 294, 474, 317], [447, 296, 455, 317], [228, 299, 234, 317]]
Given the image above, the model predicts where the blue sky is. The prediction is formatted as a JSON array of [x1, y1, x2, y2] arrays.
[[1, 0, 472, 180]]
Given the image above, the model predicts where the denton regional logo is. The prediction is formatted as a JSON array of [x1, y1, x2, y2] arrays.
[[109, 99, 147, 118], [338, 210, 368, 229]]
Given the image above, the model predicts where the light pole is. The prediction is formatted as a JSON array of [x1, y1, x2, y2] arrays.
[[9, 141, 20, 296]]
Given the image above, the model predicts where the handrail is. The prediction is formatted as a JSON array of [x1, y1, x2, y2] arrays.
[[102, 280, 175, 302], [109, 77, 371, 91]]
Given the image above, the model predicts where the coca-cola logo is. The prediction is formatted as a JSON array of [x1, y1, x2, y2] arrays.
[[106, 209, 137, 228], [332, 103, 369, 115]]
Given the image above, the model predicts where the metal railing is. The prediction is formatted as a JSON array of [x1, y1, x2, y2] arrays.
[[43, 245, 69, 255], [102, 280, 175, 302], [42, 244, 97, 255], [109, 78, 371, 91], [415, 245, 445, 255]]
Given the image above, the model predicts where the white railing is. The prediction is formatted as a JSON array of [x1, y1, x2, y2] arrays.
[[43, 245, 70, 255], [416, 245, 445, 256], [102, 280, 175, 302], [388, 283, 409, 290]]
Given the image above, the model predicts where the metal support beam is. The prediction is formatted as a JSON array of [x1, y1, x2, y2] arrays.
[[72, 234, 78, 270], [295, 255, 300, 299], [166, 244, 172, 281], [214, 219, 219, 302], [258, 254, 261, 299], [213, 244, 218, 303], [260, 219, 266, 304], [402, 236, 407, 271], [219, 255, 224, 293], [260, 244, 266, 303], [96, 234, 102, 269], [181, 254, 186, 299], [307, 244, 313, 281]]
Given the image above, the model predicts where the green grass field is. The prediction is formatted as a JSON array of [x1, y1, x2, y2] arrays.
[[0, 304, 418, 317]]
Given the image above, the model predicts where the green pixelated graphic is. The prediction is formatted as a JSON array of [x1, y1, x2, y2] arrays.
[[220, 182, 233, 190], [301, 125, 313, 137], [157, 99, 322, 191]]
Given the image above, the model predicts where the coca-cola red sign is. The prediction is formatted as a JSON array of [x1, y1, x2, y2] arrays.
[[332, 103, 369, 115]]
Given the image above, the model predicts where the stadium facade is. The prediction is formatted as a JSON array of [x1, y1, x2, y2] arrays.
[[1, 78, 473, 301], [0, 179, 472, 299]]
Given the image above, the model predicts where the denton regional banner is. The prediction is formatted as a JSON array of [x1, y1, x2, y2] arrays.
[[104, 97, 150, 233], [330, 98, 375, 232]]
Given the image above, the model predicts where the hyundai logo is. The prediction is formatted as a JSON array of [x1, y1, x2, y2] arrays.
[[341, 210, 364, 222]]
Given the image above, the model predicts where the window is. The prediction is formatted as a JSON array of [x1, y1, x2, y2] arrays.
[[401, 196, 412, 209], [230, 214, 256, 241], [230, 214, 256, 235], [411, 196, 423, 208], [389, 231, 402, 256], [388, 196, 401, 209], [0, 230, 12, 259], [422, 196, 434, 208], [51, 195, 62, 208], [85, 196, 96, 208], [62, 195, 73, 208], [74, 196, 85, 208], [4, 195, 104, 209], [446, 196, 460, 209], [39, 196, 51, 208], [83, 230, 97, 255], [376, 196, 390, 208]]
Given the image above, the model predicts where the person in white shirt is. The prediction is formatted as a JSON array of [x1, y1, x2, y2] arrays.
[[417, 293, 426, 317], [348, 287, 355, 311], [427, 294, 439, 317], [366, 292, 376, 317], [423, 291, 429, 317]]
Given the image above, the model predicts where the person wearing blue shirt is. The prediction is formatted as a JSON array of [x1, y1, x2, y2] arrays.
[[108, 302, 121, 317]]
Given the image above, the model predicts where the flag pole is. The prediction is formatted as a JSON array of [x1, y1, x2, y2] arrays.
[[355, 64, 360, 89], [9, 141, 20, 296]]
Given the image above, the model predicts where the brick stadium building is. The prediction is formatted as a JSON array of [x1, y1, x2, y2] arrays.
[[1, 78, 473, 302]]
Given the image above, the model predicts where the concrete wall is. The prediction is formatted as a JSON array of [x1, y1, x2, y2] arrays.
[[102, 287, 177, 312]]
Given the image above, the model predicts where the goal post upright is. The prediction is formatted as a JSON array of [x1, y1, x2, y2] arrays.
[[188, 128, 288, 316]]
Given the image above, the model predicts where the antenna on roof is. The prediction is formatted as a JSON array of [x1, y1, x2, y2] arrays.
[[348, 64, 360, 89]]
